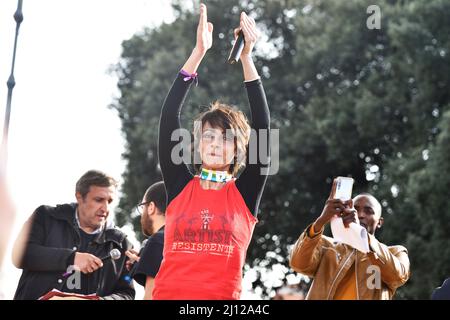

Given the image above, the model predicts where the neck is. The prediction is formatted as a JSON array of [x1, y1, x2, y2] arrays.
[[199, 167, 233, 183], [76, 210, 101, 234], [153, 218, 165, 234], [199, 178, 226, 190], [79, 221, 98, 234]]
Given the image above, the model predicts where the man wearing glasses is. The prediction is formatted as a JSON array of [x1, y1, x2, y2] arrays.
[[125, 181, 166, 300]]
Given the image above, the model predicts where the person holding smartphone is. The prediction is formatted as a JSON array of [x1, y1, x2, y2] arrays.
[[289, 178, 410, 300]]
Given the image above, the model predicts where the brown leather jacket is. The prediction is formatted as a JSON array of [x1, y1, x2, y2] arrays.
[[289, 224, 410, 300]]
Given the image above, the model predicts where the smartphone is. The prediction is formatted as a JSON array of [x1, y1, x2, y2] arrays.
[[334, 177, 354, 201]]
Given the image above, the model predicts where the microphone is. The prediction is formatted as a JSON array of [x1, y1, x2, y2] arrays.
[[100, 248, 121, 262], [227, 30, 245, 64], [60, 249, 121, 281]]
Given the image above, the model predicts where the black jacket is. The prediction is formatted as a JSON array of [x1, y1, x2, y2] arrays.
[[432, 278, 450, 300], [13, 203, 135, 300]]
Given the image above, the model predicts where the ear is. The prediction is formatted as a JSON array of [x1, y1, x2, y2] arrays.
[[377, 217, 384, 229], [147, 201, 156, 216], [75, 192, 83, 203]]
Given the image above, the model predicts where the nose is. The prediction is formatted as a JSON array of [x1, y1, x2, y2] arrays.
[[357, 209, 365, 220], [211, 135, 223, 145], [210, 138, 218, 147], [209, 137, 224, 152], [101, 201, 110, 214]]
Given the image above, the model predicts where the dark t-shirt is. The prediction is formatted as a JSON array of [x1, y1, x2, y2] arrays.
[[131, 226, 164, 287], [79, 228, 97, 252], [432, 278, 450, 300], [62, 228, 97, 294]]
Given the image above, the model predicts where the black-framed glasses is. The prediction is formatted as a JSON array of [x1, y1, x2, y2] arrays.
[[136, 201, 151, 214]]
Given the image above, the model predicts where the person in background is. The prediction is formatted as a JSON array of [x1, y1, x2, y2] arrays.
[[12, 170, 135, 300], [0, 165, 16, 299], [289, 179, 410, 299], [125, 181, 166, 300], [431, 278, 450, 300]]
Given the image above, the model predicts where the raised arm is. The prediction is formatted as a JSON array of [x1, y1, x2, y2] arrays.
[[237, 12, 260, 82], [234, 12, 270, 216], [182, 3, 213, 74], [159, 3, 213, 203]]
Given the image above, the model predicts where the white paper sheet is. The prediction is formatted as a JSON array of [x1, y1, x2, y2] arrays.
[[330, 217, 370, 253]]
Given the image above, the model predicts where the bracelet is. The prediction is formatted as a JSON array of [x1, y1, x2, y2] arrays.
[[180, 69, 198, 86]]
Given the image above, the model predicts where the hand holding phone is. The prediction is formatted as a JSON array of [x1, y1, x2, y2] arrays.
[[314, 177, 356, 232], [334, 177, 354, 201]]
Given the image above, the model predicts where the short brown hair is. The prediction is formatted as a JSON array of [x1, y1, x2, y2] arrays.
[[75, 170, 118, 199], [193, 101, 251, 176], [143, 181, 167, 214]]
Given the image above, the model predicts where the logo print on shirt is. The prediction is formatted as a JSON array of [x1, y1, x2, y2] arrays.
[[200, 209, 213, 230], [171, 209, 235, 256]]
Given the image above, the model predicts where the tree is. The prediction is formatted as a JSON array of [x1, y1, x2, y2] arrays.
[[112, 0, 450, 299]]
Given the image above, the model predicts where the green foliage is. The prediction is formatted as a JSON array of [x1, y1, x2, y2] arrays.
[[112, 0, 450, 299]]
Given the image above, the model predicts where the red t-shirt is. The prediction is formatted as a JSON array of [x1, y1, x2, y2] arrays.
[[153, 176, 258, 300]]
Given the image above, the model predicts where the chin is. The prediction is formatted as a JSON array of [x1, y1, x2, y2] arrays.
[[203, 163, 228, 171], [203, 158, 222, 165], [361, 225, 374, 234]]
